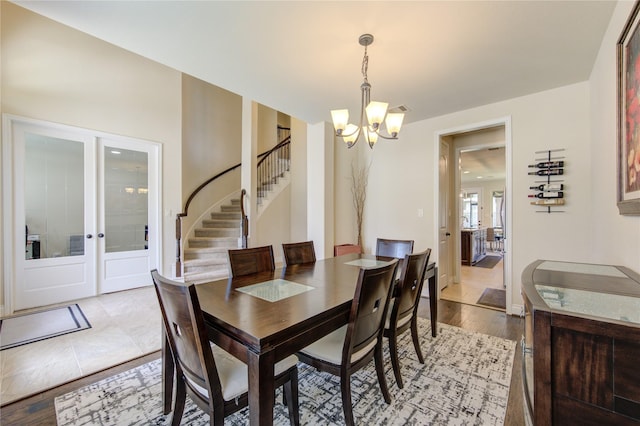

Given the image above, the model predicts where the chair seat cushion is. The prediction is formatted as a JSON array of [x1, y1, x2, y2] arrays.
[[188, 344, 298, 401], [384, 309, 412, 331], [300, 325, 377, 365]]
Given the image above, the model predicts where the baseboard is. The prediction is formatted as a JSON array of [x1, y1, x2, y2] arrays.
[[510, 303, 524, 318]]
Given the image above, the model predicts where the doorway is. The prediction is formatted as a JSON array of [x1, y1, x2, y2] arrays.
[[435, 118, 512, 314], [3, 116, 161, 313]]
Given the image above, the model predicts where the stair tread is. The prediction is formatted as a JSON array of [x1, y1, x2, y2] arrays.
[[183, 270, 230, 284], [184, 247, 231, 254], [184, 257, 228, 266]]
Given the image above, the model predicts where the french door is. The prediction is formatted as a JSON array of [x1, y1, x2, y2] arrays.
[[3, 116, 160, 312]]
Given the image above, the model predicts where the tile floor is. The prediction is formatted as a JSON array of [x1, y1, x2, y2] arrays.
[[440, 251, 504, 306], [0, 286, 162, 405]]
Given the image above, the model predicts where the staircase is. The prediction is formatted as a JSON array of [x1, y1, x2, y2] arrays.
[[176, 127, 291, 281], [182, 199, 241, 284]]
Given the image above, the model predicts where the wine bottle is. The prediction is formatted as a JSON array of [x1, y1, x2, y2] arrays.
[[529, 183, 564, 191], [528, 160, 564, 168], [528, 192, 563, 199], [528, 169, 563, 176], [530, 198, 565, 206]]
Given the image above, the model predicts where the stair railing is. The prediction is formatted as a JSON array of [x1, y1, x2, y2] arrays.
[[240, 188, 248, 249], [175, 163, 241, 277], [175, 126, 291, 277], [257, 135, 291, 201]]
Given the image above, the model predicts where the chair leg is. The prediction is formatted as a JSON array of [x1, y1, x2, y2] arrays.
[[283, 368, 300, 426], [171, 377, 187, 426], [340, 373, 355, 426], [388, 331, 404, 389], [374, 343, 392, 404], [410, 317, 425, 364]]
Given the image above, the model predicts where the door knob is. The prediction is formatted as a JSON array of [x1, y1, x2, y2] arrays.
[[98, 233, 105, 238], [445, 232, 451, 236], [86, 234, 93, 239]]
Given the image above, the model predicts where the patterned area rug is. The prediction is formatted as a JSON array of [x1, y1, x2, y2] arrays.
[[55, 319, 516, 425]]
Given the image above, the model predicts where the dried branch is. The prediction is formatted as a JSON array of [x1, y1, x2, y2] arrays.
[[351, 161, 371, 248]]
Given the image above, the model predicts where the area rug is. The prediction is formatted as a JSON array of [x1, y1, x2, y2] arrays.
[[473, 255, 502, 269], [55, 318, 516, 425], [477, 288, 507, 310], [0, 304, 90, 351]]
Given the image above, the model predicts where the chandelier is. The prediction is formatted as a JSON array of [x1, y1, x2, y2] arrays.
[[331, 34, 405, 149]]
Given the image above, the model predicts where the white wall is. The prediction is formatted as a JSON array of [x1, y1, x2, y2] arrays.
[[289, 117, 309, 244], [336, 82, 594, 312], [181, 75, 242, 239], [1, 2, 182, 304], [590, 0, 640, 267]]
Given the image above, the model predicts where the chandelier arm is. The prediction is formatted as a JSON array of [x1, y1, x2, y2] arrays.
[[374, 132, 399, 140]]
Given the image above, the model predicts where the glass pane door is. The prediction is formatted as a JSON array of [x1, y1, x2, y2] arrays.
[[25, 133, 85, 259], [103, 147, 149, 253]]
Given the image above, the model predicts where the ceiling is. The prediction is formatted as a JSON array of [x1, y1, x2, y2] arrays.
[[14, 1, 616, 127], [460, 146, 506, 184]]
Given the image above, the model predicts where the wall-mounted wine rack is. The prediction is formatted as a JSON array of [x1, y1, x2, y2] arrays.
[[529, 149, 565, 213]]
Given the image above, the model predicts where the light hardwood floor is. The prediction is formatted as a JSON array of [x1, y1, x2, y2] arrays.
[[440, 250, 504, 308]]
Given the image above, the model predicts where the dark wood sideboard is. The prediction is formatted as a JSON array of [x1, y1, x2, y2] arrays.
[[521, 260, 640, 425]]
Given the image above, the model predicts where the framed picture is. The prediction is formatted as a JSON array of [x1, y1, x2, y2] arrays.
[[617, 0, 640, 215]]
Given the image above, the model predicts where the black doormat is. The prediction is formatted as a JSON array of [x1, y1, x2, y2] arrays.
[[476, 288, 506, 310], [473, 255, 502, 269]]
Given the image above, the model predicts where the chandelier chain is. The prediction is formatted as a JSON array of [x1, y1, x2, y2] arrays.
[[361, 45, 369, 84]]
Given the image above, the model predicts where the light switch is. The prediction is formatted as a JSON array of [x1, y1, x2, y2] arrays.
[[417, 208, 424, 217]]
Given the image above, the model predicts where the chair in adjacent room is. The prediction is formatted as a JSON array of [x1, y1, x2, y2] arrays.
[[282, 241, 316, 266], [296, 260, 399, 426], [228, 245, 275, 277], [486, 227, 497, 252], [383, 248, 431, 389], [375, 238, 414, 259], [150, 270, 300, 426]]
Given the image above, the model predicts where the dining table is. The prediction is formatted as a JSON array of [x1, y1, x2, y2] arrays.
[[162, 252, 438, 426]]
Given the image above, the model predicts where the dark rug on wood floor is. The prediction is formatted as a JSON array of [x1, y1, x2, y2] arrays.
[[473, 255, 502, 269], [476, 288, 506, 310]]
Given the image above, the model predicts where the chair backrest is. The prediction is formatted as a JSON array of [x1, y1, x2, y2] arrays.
[[282, 241, 316, 266], [486, 227, 495, 241], [334, 244, 361, 256], [390, 249, 431, 325], [344, 260, 399, 364], [150, 270, 223, 400], [228, 245, 275, 277], [375, 238, 414, 259]]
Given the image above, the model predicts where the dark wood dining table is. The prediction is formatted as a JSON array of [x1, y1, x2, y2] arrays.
[[162, 253, 438, 425]]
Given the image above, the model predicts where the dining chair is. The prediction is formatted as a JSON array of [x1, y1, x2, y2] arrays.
[[296, 260, 399, 426], [334, 244, 361, 256], [151, 270, 300, 426], [375, 238, 414, 259], [228, 245, 275, 277], [383, 248, 431, 389], [282, 241, 316, 266]]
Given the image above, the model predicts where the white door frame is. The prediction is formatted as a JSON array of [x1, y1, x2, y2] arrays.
[[2, 114, 162, 314], [433, 116, 513, 314]]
